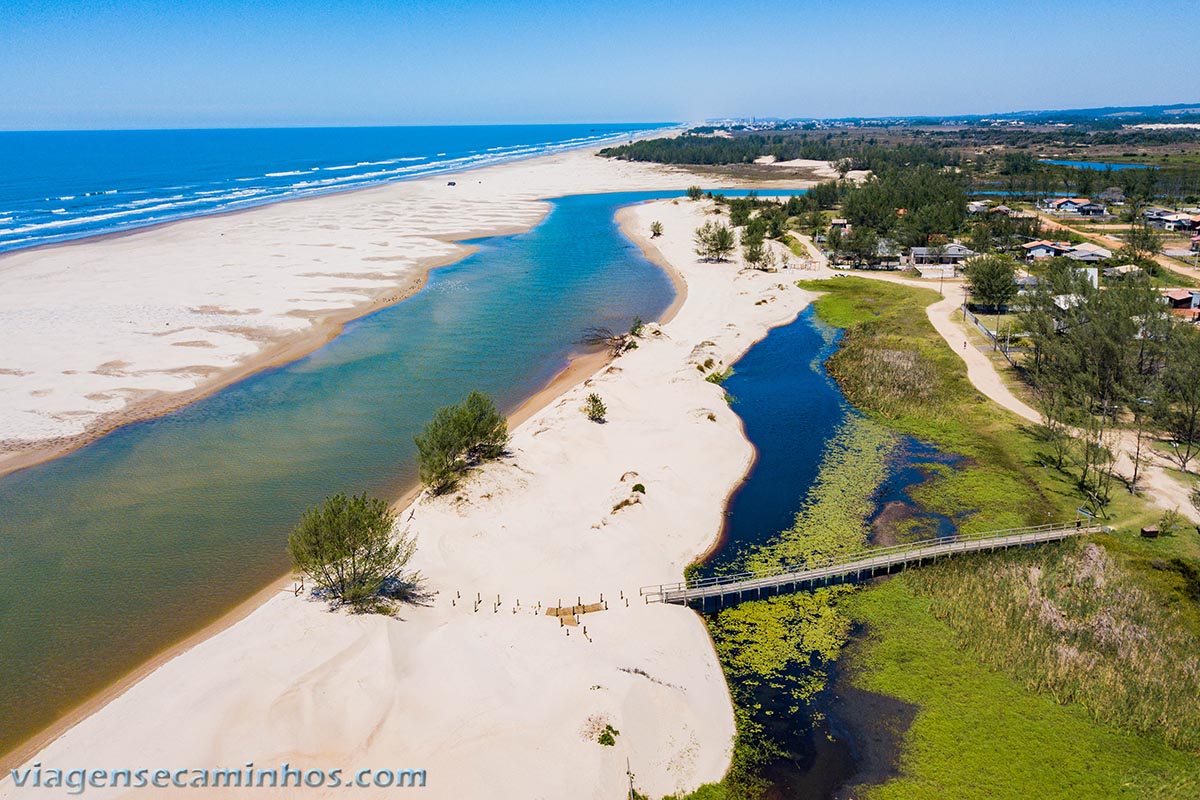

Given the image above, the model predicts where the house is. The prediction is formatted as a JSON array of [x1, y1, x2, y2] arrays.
[[1160, 213, 1198, 232], [1044, 197, 1107, 216], [1098, 187, 1125, 205], [867, 239, 902, 269], [908, 242, 976, 266], [1163, 288, 1195, 310], [1021, 240, 1073, 261], [989, 204, 1015, 216], [1192, 234, 1200, 252], [1066, 242, 1113, 262], [1103, 264, 1144, 279], [967, 200, 990, 214], [829, 218, 850, 232], [1144, 208, 1174, 227]]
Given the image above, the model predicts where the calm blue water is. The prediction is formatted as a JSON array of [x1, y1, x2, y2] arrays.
[[0, 189, 688, 754], [1040, 159, 1148, 171], [702, 307, 849, 576], [0, 125, 668, 252]]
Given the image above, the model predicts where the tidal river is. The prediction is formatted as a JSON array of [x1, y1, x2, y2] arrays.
[[0, 190, 698, 756]]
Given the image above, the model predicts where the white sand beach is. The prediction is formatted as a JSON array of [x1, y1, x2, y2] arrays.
[[2, 195, 818, 798], [0, 147, 821, 477]]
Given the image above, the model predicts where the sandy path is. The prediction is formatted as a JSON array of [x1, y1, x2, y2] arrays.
[[1, 199, 816, 799]]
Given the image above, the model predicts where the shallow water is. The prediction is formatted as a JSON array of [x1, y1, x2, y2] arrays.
[[0, 190, 688, 755]]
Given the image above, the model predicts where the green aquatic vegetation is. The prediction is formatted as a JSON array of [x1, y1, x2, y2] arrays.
[[743, 415, 895, 572], [700, 414, 896, 799], [791, 276, 1200, 796]]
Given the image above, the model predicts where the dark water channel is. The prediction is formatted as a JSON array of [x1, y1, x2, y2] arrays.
[[700, 307, 961, 798]]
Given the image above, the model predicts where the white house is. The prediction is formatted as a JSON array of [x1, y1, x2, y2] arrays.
[[1066, 242, 1113, 262], [908, 243, 975, 266], [1045, 197, 1106, 216], [1021, 240, 1073, 261]]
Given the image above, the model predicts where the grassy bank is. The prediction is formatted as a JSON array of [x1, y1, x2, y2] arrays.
[[801, 277, 1200, 797]]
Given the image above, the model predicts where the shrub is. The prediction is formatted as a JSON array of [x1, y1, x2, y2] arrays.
[[288, 492, 418, 612], [629, 317, 644, 338], [584, 393, 607, 422], [686, 185, 703, 201], [705, 367, 733, 385], [650, 220, 663, 238], [597, 724, 620, 746], [414, 391, 509, 494], [632, 483, 646, 494]]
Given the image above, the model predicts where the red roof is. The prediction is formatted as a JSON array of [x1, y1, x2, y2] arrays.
[[1165, 289, 1193, 302]]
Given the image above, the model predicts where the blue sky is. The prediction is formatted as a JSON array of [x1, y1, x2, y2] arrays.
[[1, 0, 1194, 129]]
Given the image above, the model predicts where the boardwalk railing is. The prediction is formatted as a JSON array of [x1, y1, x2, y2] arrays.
[[641, 522, 1109, 605]]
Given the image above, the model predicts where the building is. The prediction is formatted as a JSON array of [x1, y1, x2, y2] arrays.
[[1044, 197, 1107, 216], [1103, 264, 1144, 279], [1066, 242, 1113, 262], [1098, 187, 1126, 205], [1160, 213, 1198, 232], [1163, 288, 1195, 310], [829, 218, 850, 232], [867, 239, 902, 269], [967, 200, 990, 214], [1021, 240, 1073, 260], [1192, 234, 1200, 252], [908, 243, 976, 266]]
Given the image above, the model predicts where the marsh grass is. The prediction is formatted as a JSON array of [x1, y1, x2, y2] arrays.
[[911, 539, 1200, 751], [842, 579, 1200, 800]]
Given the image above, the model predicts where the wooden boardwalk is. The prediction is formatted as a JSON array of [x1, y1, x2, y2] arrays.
[[641, 522, 1109, 606]]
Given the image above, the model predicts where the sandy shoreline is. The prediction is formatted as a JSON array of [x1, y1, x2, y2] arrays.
[[3, 195, 817, 799], [0, 140, 760, 480]]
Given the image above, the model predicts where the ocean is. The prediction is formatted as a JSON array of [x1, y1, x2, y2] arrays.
[[0, 124, 669, 253]]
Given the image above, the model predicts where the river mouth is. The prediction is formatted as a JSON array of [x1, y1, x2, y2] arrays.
[[698, 307, 960, 798], [0, 190, 687, 758], [0, 188, 812, 763]]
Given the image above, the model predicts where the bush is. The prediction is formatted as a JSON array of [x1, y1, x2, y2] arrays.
[[632, 483, 646, 494], [584, 393, 607, 422], [686, 185, 703, 201], [650, 220, 663, 238], [597, 724, 620, 746], [288, 492, 418, 612], [414, 391, 509, 494]]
